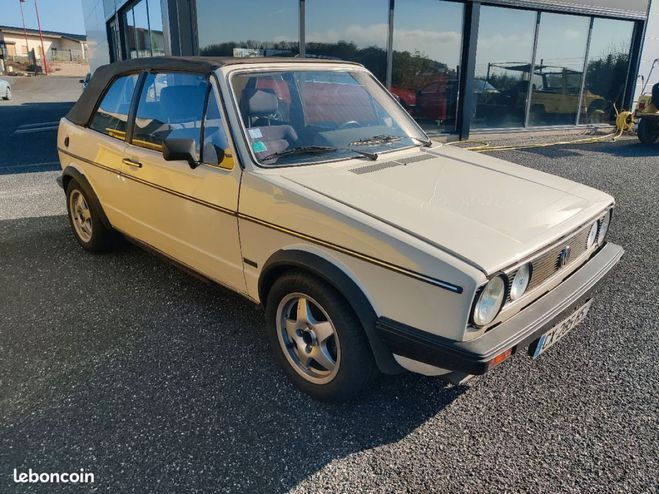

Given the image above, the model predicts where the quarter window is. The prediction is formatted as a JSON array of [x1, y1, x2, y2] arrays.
[[89, 74, 138, 140], [132, 72, 209, 152]]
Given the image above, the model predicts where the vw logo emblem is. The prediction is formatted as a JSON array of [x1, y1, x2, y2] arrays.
[[558, 245, 572, 267]]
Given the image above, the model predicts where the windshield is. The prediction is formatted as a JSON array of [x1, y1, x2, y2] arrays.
[[229, 69, 430, 166]]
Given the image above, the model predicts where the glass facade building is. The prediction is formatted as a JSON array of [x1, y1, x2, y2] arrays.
[[82, 0, 650, 139]]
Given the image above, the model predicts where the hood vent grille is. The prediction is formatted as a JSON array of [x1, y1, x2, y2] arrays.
[[350, 154, 433, 175]]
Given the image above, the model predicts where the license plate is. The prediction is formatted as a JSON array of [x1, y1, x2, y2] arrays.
[[531, 299, 593, 359]]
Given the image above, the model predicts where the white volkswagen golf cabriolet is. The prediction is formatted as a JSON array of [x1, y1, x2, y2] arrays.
[[56, 57, 623, 401]]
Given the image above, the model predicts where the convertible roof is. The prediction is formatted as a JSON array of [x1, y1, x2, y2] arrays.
[[65, 56, 362, 126]]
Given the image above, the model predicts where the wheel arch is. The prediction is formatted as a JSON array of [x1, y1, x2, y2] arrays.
[[61, 165, 113, 231], [259, 249, 403, 375]]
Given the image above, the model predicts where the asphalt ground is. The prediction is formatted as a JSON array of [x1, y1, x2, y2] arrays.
[[0, 77, 81, 175], [0, 77, 657, 492]]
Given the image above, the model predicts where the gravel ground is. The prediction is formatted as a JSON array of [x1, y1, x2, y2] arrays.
[[0, 138, 657, 493]]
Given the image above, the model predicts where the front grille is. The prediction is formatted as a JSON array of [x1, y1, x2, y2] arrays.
[[505, 224, 592, 303]]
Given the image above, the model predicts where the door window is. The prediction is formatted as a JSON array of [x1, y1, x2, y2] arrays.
[[132, 72, 209, 152], [89, 74, 139, 140]]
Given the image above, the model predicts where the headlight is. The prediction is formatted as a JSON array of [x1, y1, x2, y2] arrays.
[[510, 263, 531, 301], [473, 275, 506, 326], [586, 221, 598, 249], [598, 211, 611, 244]]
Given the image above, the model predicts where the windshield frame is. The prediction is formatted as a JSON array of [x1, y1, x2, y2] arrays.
[[224, 64, 431, 169]]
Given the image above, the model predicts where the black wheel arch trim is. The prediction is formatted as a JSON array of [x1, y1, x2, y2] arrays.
[[260, 249, 404, 374], [60, 166, 113, 231]]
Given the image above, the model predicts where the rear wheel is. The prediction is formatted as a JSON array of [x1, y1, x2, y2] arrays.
[[637, 118, 658, 144], [265, 271, 378, 402], [66, 181, 116, 252]]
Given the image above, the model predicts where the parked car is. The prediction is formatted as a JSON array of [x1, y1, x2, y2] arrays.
[[0, 78, 11, 100], [57, 57, 623, 401]]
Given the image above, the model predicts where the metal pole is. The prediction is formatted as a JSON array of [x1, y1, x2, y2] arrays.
[[385, 0, 394, 89], [576, 16, 594, 125], [18, 0, 31, 64], [299, 0, 305, 57], [33, 0, 48, 74], [524, 11, 541, 128]]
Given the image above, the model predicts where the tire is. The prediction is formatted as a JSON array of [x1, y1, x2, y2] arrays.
[[3, 88, 10, 100], [65, 180, 116, 252], [637, 118, 658, 144], [265, 271, 379, 402]]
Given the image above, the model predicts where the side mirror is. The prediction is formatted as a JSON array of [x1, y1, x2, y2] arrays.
[[162, 137, 200, 169], [202, 142, 226, 167]]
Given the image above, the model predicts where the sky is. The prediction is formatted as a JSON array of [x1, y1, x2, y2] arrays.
[[0, 0, 85, 35]]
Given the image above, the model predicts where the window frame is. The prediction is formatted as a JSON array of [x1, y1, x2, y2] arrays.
[[127, 70, 212, 154], [86, 71, 143, 141]]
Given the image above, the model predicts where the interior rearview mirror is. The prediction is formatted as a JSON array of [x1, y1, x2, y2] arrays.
[[162, 137, 200, 169]]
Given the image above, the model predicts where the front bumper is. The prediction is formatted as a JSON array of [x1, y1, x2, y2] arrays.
[[376, 242, 624, 375]]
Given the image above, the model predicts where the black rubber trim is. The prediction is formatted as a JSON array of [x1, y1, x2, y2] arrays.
[[260, 249, 403, 374], [60, 166, 113, 231], [376, 243, 624, 375]]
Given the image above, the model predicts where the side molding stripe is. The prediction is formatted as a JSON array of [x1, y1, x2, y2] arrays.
[[58, 147, 463, 294]]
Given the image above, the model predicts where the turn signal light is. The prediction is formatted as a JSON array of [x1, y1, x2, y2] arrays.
[[488, 348, 513, 368]]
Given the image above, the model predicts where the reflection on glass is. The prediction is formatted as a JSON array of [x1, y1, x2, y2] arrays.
[[472, 6, 536, 128], [125, 7, 137, 59], [305, 0, 388, 82], [196, 0, 299, 57], [148, 0, 166, 57], [391, 0, 463, 134], [528, 12, 589, 126], [133, 0, 150, 58], [580, 18, 634, 124]]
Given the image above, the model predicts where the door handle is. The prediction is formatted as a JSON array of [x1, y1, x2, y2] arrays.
[[122, 158, 142, 168]]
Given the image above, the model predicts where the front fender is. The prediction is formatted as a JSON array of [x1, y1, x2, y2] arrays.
[[259, 249, 403, 374]]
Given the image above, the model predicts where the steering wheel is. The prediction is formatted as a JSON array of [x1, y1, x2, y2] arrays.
[[338, 120, 360, 129]]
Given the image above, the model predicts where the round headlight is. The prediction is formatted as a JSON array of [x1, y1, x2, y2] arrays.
[[586, 221, 598, 249], [473, 275, 506, 326], [510, 263, 531, 301], [598, 211, 611, 244]]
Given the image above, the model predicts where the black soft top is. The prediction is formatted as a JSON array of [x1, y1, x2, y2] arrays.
[[65, 56, 361, 126]]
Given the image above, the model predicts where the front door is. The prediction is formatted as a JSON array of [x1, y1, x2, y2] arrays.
[[120, 71, 245, 293]]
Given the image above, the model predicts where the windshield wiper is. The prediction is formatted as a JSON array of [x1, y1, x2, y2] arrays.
[[262, 145, 377, 162]]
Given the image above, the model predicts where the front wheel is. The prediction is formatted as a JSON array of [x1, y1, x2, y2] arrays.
[[265, 272, 379, 402], [637, 118, 658, 144]]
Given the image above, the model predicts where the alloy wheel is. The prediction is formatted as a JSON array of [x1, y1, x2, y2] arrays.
[[69, 189, 93, 243], [276, 293, 341, 384]]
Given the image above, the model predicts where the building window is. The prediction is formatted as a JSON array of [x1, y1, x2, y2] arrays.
[[305, 0, 388, 83], [391, 0, 464, 134], [123, 0, 165, 59], [580, 18, 634, 124], [527, 12, 590, 126], [196, 0, 299, 57], [472, 6, 537, 129]]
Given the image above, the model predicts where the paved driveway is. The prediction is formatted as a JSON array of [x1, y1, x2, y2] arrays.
[[0, 85, 657, 493]]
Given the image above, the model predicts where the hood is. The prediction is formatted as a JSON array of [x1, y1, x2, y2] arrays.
[[281, 145, 613, 274]]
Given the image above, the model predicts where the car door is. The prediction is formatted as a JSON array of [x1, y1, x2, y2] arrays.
[[76, 73, 138, 223], [119, 71, 245, 293]]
